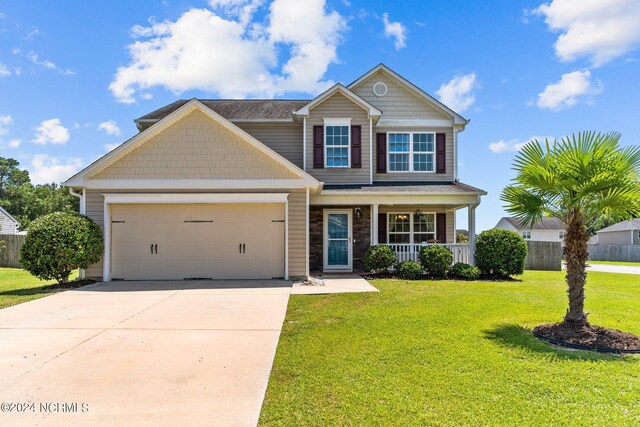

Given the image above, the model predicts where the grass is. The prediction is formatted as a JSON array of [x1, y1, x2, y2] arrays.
[[0, 268, 78, 309], [588, 260, 640, 267], [260, 271, 640, 426]]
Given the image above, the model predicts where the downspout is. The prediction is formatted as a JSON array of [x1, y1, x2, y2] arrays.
[[68, 187, 86, 279]]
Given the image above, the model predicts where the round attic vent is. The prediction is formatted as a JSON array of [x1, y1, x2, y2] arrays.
[[372, 81, 388, 97]]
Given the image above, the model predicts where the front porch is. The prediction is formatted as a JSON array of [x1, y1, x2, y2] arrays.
[[388, 243, 470, 264]]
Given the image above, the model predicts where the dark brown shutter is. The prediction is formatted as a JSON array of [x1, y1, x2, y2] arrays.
[[351, 125, 361, 168], [436, 133, 446, 174], [378, 213, 387, 244], [436, 213, 446, 243], [376, 133, 387, 173], [313, 126, 324, 168]]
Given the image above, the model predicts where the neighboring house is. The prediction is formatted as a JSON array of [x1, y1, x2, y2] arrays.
[[0, 207, 21, 235], [595, 219, 640, 245], [495, 217, 566, 243], [64, 64, 486, 281]]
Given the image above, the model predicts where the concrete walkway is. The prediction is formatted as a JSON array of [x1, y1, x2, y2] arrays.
[[0, 280, 291, 427], [291, 274, 379, 295], [0, 276, 378, 426]]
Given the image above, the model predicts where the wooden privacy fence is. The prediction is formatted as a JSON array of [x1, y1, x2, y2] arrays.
[[589, 245, 640, 262], [525, 241, 562, 271], [0, 234, 25, 268]]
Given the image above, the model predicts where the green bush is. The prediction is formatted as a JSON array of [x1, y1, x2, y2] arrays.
[[474, 229, 527, 278], [449, 262, 480, 280], [20, 212, 103, 284], [418, 245, 453, 277], [364, 245, 398, 273], [395, 260, 423, 280]]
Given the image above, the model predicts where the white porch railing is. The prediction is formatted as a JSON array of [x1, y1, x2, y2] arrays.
[[386, 243, 470, 265]]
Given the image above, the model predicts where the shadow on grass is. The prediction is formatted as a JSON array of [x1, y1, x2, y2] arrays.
[[0, 285, 58, 297], [484, 324, 638, 362]]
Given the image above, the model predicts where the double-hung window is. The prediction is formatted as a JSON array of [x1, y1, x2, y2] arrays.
[[522, 231, 531, 240], [388, 212, 437, 243], [324, 119, 350, 167], [388, 132, 435, 172]]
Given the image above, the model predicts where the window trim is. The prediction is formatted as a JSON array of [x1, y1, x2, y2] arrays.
[[559, 231, 565, 240], [522, 231, 531, 240], [386, 131, 436, 173], [323, 118, 351, 168], [386, 211, 437, 244]]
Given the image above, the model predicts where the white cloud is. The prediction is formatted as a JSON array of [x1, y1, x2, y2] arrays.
[[26, 51, 75, 75], [534, 0, 640, 66], [382, 13, 407, 50], [436, 73, 478, 113], [104, 143, 120, 152], [110, 0, 346, 103], [98, 120, 121, 136], [26, 26, 39, 39], [28, 154, 83, 185], [0, 114, 12, 135], [536, 70, 602, 111], [488, 135, 553, 154], [7, 139, 21, 148], [32, 118, 70, 145], [0, 63, 11, 77]]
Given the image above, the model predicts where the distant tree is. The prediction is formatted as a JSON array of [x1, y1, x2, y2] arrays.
[[456, 232, 469, 243]]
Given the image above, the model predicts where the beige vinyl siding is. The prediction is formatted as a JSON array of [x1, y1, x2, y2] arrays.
[[85, 189, 104, 279], [305, 92, 371, 184], [288, 189, 307, 278], [598, 230, 634, 246], [83, 189, 307, 280], [373, 126, 454, 181], [351, 71, 451, 120], [379, 205, 454, 243], [237, 122, 303, 168], [91, 109, 298, 180]]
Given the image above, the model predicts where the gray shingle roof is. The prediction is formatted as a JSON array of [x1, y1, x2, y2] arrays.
[[321, 181, 486, 194], [136, 99, 311, 123], [501, 216, 566, 231], [597, 218, 640, 233]]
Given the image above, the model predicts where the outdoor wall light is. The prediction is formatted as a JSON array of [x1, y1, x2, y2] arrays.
[[354, 207, 362, 219]]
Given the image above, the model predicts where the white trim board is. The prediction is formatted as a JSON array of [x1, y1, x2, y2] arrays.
[[102, 193, 289, 204], [294, 83, 382, 119], [81, 179, 312, 190]]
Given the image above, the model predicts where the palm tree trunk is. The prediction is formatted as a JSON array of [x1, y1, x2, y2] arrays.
[[563, 209, 590, 326]]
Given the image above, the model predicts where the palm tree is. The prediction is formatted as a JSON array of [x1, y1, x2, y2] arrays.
[[502, 131, 640, 327]]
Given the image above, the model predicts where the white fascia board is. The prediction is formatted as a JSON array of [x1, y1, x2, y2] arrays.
[[103, 193, 289, 204], [82, 179, 311, 190], [376, 119, 454, 128], [323, 117, 353, 125], [310, 193, 481, 206]]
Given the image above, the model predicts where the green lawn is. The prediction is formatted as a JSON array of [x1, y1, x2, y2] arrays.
[[589, 260, 640, 267], [260, 271, 640, 426], [0, 268, 78, 309]]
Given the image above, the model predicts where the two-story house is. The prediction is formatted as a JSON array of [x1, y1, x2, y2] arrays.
[[64, 64, 486, 281]]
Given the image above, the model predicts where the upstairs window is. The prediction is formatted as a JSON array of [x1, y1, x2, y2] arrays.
[[324, 119, 351, 168], [559, 231, 565, 240], [388, 132, 435, 172], [522, 231, 531, 240]]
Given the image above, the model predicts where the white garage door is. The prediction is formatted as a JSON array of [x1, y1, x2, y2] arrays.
[[110, 203, 285, 280]]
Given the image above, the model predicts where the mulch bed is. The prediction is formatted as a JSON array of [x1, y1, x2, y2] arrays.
[[40, 279, 96, 291], [534, 322, 640, 354]]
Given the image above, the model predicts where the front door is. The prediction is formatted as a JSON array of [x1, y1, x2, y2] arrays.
[[323, 210, 352, 271]]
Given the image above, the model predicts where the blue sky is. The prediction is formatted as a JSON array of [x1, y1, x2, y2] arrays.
[[1, 0, 639, 231]]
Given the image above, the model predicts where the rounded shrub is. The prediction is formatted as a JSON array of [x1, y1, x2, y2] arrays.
[[364, 244, 397, 273], [474, 229, 527, 278], [20, 212, 103, 284], [418, 245, 453, 277], [395, 260, 423, 280], [449, 262, 480, 280]]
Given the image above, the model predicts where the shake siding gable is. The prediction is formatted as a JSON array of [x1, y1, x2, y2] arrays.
[[305, 92, 371, 184], [91, 110, 299, 180]]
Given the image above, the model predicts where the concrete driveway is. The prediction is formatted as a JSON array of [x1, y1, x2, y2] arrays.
[[0, 280, 291, 427]]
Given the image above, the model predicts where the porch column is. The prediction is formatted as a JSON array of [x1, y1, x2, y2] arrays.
[[468, 203, 476, 266], [372, 204, 379, 244]]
